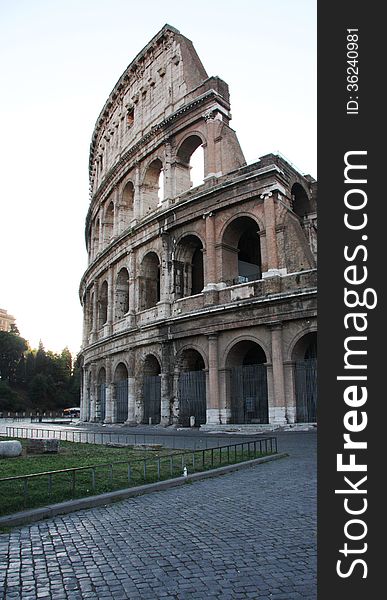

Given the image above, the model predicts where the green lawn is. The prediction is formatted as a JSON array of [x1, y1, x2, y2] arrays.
[[0, 438, 273, 516]]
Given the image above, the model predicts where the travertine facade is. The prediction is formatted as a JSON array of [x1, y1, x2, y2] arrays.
[[79, 25, 317, 427], [0, 309, 16, 332]]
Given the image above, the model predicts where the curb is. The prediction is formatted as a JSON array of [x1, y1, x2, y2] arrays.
[[0, 452, 288, 529]]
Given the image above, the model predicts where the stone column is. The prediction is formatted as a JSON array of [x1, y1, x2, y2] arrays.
[[127, 250, 136, 325], [133, 162, 141, 222], [98, 210, 104, 253], [107, 268, 114, 334], [104, 361, 114, 423], [81, 292, 88, 347], [204, 212, 217, 289], [126, 350, 136, 425], [80, 366, 86, 421], [205, 117, 222, 177], [160, 235, 170, 301], [284, 361, 297, 423], [263, 192, 279, 272], [207, 334, 220, 424], [163, 140, 173, 200], [160, 373, 170, 426], [160, 343, 171, 425], [91, 280, 99, 342], [172, 367, 180, 425], [89, 363, 97, 421], [268, 323, 287, 425]]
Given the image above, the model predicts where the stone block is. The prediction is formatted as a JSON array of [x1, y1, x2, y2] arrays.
[[26, 438, 60, 454], [0, 440, 22, 457]]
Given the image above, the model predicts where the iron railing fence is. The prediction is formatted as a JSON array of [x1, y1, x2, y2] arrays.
[[5, 426, 271, 451], [0, 438, 277, 515]]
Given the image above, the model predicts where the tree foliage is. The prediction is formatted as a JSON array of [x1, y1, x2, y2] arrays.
[[0, 331, 28, 383], [0, 331, 80, 411]]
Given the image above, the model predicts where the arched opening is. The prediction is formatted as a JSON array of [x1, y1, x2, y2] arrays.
[[222, 217, 262, 285], [119, 181, 134, 232], [291, 183, 311, 219], [140, 252, 160, 310], [174, 235, 204, 298], [114, 363, 128, 423], [189, 145, 204, 188], [176, 135, 204, 193], [178, 349, 206, 427], [115, 268, 129, 319], [293, 332, 317, 422], [142, 355, 161, 424], [142, 159, 163, 214], [226, 340, 268, 424], [98, 281, 108, 328], [97, 367, 106, 422], [104, 201, 115, 243]]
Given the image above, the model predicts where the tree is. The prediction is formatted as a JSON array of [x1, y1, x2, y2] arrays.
[[0, 381, 22, 411], [0, 331, 28, 383]]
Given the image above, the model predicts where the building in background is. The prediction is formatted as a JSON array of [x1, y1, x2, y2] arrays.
[[79, 25, 317, 428], [0, 309, 16, 332]]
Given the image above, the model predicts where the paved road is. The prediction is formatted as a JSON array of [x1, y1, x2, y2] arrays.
[[0, 432, 316, 599]]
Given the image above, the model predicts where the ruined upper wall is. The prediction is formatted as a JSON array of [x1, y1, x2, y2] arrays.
[[89, 24, 226, 192]]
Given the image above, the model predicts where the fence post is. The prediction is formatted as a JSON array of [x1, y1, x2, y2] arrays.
[[23, 478, 28, 508]]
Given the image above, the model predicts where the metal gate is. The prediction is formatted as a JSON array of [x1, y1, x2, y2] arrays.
[[178, 370, 206, 427], [230, 364, 268, 424], [116, 379, 128, 423], [97, 383, 107, 422], [295, 358, 317, 422], [143, 375, 161, 424]]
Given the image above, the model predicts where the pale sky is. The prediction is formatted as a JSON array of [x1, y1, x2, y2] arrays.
[[0, 0, 316, 357]]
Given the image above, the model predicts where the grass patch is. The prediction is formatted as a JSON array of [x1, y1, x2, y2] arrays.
[[0, 438, 274, 516]]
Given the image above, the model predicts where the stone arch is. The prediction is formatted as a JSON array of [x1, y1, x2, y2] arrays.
[[291, 331, 317, 423], [104, 201, 115, 243], [221, 215, 262, 285], [176, 347, 207, 427], [142, 353, 161, 424], [224, 338, 268, 424], [175, 133, 205, 193], [98, 280, 108, 328], [118, 180, 134, 232], [142, 158, 164, 214], [140, 251, 160, 310], [176, 342, 209, 371], [174, 234, 204, 298], [288, 327, 317, 362], [115, 267, 129, 319], [291, 183, 312, 219]]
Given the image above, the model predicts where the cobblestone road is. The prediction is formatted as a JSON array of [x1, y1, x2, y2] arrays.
[[0, 432, 316, 599]]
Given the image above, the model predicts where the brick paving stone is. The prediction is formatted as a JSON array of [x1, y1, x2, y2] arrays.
[[0, 432, 316, 599]]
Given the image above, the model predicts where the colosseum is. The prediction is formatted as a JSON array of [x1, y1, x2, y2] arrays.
[[79, 24, 317, 429]]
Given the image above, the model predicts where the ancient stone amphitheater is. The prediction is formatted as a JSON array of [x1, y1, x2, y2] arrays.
[[79, 25, 317, 428]]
